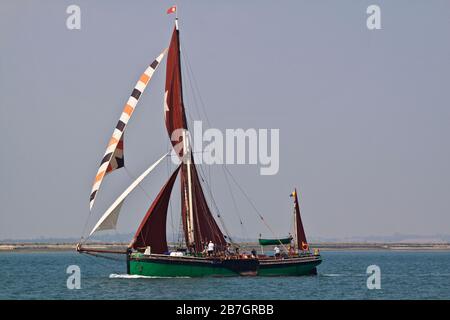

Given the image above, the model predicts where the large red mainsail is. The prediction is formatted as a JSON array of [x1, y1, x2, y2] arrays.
[[164, 25, 226, 252], [131, 166, 181, 253]]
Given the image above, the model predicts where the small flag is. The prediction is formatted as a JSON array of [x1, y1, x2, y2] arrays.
[[167, 5, 177, 14], [290, 190, 296, 197]]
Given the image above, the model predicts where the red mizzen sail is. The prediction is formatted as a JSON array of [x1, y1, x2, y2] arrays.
[[131, 166, 181, 253], [291, 189, 308, 251]]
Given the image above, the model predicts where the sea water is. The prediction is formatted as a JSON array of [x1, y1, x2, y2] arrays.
[[0, 250, 449, 299]]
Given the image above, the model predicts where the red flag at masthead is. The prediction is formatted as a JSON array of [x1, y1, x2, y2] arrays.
[[167, 5, 177, 14]]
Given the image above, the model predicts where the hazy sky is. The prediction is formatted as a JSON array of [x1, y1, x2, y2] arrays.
[[1, 0, 449, 241]]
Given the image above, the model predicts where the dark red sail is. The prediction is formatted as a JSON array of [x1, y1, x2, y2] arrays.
[[131, 166, 181, 253], [164, 26, 188, 157], [182, 163, 227, 252], [291, 189, 308, 251]]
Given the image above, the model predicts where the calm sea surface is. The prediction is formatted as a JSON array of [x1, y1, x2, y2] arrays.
[[0, 250, 449, 299]]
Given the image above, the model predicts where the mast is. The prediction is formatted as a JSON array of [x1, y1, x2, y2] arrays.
[[293, 200, 298, 251], [175, 17, 195, 248], [165, 16, 227, 253], [183, 132, 195, 246]]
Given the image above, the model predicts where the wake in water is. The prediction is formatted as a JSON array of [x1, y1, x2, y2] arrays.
[[109, 273, 191, 279], [320, 273, 367, 277]]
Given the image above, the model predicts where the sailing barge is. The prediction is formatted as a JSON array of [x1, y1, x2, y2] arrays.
[[77, 8, 321, 277]]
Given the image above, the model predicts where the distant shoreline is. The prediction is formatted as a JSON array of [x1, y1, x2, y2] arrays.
[[1, 242, 450, 253]]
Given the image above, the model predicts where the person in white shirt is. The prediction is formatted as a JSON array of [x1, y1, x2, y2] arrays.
[[274, 246, 280, 258], [207, 241, 214, 257]]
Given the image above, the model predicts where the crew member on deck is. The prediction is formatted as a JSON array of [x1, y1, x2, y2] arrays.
[[274, 246, 280, 258], [289, 244, 295, 256], [207, 241, 214, 257], [225, 243, 231, 256], [203, 242, 208, 256]]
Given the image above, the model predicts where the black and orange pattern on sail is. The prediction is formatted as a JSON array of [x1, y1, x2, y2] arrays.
[[89, 49, 167, 210]]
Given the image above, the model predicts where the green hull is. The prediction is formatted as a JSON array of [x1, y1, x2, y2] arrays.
[[130, 258, 238, 277], [258, 257, 322, 276], [129, 253, 322, 277]]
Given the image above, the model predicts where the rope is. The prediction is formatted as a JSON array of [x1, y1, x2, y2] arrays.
[[179, 45, 236, 247], [181, 45, 213, 185], [195, 165, 237, 247], [223, 167, 248, 242], [165, 147, 176, 244], [222, 166, 290, 253], [179, 44, 287, 252], [80, 251, 126, 262]]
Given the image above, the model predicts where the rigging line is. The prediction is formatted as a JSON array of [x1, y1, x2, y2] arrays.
[[222, 165, 289, 252], [123, 167, 154, 203], [79, 250, 106, 266], [180, 45, 231, 235], [123, 155, 172, 248], [165, 145, 176, 244], [80, 214, 91, 244], [201, 177, 235, 244], [181, 50, 204, 130], [181, 108, 237, 244], [190, 146, 248, 246], [85, 153, 171, 244], [181, 104, 231, 243], [181, 66, 214, 200], [122, 150, 173, 201], [290, 207, 295, 237], [179, 50, 201, 135], [181, 47, 212, 186], [124, 167, 160, 249], [81, 251, 126, 262], [180, 44, 212, 127], [181, 40, 282, 249], [223, 167, 248, 241], [195, 165, 236, 246], [81, 183, 101, 241], [192, 171, 228, 248], [182, 165, 215, 249], [181, 47, 212, 185], [178, 116, 267, 248], [177, 211, 184, 248], [180, 46, 241, 244], [79, 250, 123, 271], [123, 167, 147, 247]]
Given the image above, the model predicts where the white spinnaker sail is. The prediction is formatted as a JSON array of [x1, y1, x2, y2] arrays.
[[89, 152, 169, 236]]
